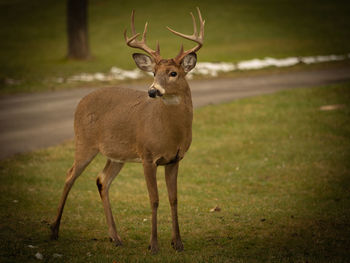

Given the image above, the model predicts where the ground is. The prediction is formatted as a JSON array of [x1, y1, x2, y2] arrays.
[[0, 82, 349, 262]]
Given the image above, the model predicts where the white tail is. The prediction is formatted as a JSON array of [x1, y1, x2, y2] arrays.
[[51, 7, 205, 254]]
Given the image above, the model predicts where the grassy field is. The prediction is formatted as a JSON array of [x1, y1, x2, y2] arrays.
[[0, 83, 349, 262], [1, 0, 350, 94]]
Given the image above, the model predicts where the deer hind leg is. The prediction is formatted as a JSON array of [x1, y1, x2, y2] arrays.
[[50, 148, 98, 240], [96, 159, 124, 246], [143, 161, 159, 254], [165, 162, 184, 251]]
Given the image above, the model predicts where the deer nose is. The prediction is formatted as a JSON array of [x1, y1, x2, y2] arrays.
[[148, 82, 165, 98], [148, 89, 157, 98]]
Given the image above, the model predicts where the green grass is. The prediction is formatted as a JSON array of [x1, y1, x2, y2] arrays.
[[1, 0, 350, 94], [1, 83, 350, 262]]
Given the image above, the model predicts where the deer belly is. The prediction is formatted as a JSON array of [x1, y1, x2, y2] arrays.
[[99, 141, 141, 163], [107, 156, 142, 163], [100, 149, 142, 163], [154, 149, 184, 166]]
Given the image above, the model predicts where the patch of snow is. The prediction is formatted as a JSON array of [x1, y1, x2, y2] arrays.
[[110, 67, 144, 80], [66, 68, 145, 83], [189, 62, 236, 78], [60, 52, 349, 83], [301, 54, 346, 64], [237, 57, 300, 70], [94, 73, 105, 81]]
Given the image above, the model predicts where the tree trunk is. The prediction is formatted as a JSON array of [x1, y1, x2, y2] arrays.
[[67, 0, 90, 60]]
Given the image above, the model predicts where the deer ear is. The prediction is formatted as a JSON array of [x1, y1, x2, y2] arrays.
[[132, 53, 155, 72], [181, 53, 197, 73]]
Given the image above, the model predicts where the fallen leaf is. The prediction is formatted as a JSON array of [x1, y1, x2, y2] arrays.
[[319, 104, 345, 111], [210, 205, 221, 212], [35, 252, 43, 260], [28, 245, 37, 249]]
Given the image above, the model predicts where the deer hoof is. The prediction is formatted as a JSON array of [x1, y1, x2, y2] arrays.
[[109, 237, 123, 247], [171, 239, 184, 252]]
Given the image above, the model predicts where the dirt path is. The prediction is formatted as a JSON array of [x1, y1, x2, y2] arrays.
[[1, 67, 349, 159]]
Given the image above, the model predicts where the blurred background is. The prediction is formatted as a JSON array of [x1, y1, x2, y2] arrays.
[[0, 0, 349, 94]]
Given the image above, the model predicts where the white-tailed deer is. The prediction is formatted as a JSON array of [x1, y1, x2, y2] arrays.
[[50, 7, 205, 254]]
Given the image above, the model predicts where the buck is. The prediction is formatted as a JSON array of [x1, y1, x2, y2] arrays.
[[50, 8, 205, 254]]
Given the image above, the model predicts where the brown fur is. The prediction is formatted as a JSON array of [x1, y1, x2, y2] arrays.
[[51, 7, 204, 254], [50, 59, 193, 254]]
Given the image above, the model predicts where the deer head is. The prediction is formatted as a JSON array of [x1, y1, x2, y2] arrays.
[[124, 7, 205, 98]]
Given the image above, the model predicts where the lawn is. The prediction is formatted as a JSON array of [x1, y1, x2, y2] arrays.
[[1, 0, 350, 93], [0, 83, 349, 262]]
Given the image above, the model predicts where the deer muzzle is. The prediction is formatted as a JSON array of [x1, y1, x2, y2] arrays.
[[148, 82, 165, 98]]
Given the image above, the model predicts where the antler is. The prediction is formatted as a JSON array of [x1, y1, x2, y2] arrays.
[[124, 10, 162, 63], [166, 7, 205, 63]]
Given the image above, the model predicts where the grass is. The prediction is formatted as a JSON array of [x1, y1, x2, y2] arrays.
[[1, 82, 350, 262], [1, 0, 350, 94]]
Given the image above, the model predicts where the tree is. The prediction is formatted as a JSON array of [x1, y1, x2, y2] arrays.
[[66, 0, 90, 60]]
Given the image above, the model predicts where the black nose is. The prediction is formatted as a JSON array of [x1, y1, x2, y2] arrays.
[[148, 89, 157, 98]]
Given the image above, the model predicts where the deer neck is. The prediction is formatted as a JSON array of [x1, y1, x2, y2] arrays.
[[160, 82, 192, 109], [150, 83, 193, 132]]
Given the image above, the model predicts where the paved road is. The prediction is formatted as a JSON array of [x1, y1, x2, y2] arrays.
[[1, 67, 350, 159]]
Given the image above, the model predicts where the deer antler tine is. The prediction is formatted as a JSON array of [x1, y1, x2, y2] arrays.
[[124, 10, 162, 62], [176, 44, 184, 58], [190, 12, 197, 37], [196, 7, 203, 24], [126, 32, 141, 44], [170, 7, 205, 63], [201, 20, 205, 38], [142, 22, 148, 41], [123, 29, 127, 41], [197, 7, 205, 39], [166, 26, 191, 39], [131, 10, 136, 36]]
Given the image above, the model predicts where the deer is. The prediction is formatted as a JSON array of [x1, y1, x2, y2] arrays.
[[50, 7, 205, 254]]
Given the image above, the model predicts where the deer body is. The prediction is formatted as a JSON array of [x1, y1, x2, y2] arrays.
[[51, 8, 204, 254], [75, 84, 192, 165]]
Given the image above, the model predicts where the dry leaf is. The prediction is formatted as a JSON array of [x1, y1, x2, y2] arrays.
[[319, 104, 345, 111], [28, 245, 37, 249], [35, 252, 43, 260], [210, 205, 221, 212]]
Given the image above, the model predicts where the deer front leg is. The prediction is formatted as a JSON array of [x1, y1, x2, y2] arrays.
[[165, 161, 184, 251], [96, 160, 124, 246], [143, 161, 159, 254]]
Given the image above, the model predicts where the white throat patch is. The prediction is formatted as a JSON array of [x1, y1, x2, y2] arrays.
[[162, 95, 181, 105]]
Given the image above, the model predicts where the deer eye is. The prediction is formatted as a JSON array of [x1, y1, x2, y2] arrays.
[[153, 72, 156, 76], [170, 71, 177, 77]]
